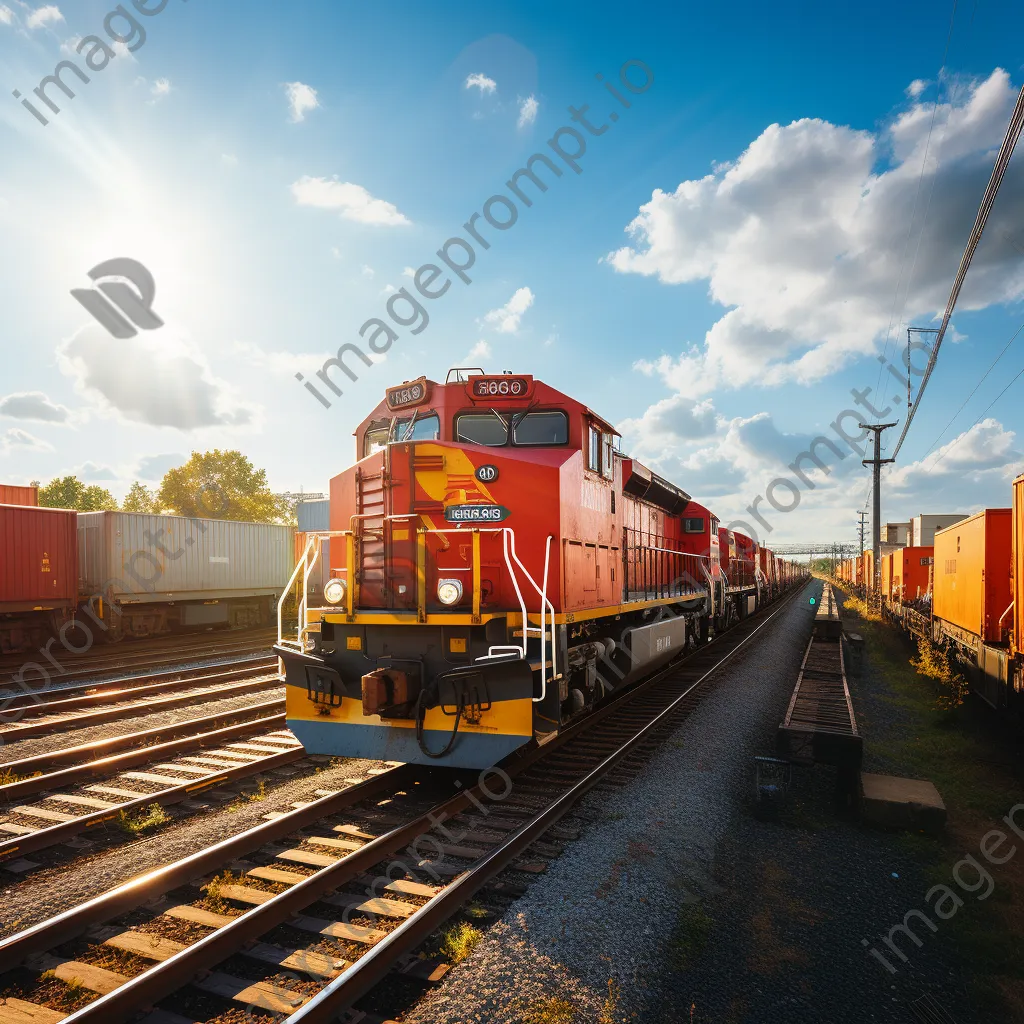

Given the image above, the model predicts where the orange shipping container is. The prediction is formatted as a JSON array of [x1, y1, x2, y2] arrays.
[[0, 484, 38, 506], [892, 546, 933, 603], [933, 509, 1012, 644]]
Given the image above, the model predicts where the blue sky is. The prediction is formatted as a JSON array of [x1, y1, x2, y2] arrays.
[[1, 0, 1023, 544]]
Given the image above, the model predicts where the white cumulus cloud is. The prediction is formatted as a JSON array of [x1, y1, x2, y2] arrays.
[[291, 176, 411, 227], [888, 418, 1022, 500], [517, 94, 539, 128], [25, 4, 62, 29], [0, 391, 69, 422], [284, 81, 320, 122], [1, 428, 52, 452], [59, 324, 253, 430], [465, 340, 491, 362], [482, 287, 534, 334], [465, 72, 497, 95], [609, 69, 1024, 398], [136, 453, 184, 481], [0, 6, 14, 25]]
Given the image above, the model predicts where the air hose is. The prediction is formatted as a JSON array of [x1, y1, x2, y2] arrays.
[[415, 687, 463, 759]]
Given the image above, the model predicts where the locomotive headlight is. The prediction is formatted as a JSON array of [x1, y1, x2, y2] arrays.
[[437, 579, 463, 606], [323, 577, 347, 605]]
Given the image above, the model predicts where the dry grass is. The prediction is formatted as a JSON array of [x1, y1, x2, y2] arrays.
[[842, 594, 883, 622], [520, 996, 578, 1024], [226, 778, 267, 810], [439, 920, 482, 963], [598, 977, 621, 1024], [201, 869, 244, 914], [117, 802, 170, 836], [909, 636, 969, 712]]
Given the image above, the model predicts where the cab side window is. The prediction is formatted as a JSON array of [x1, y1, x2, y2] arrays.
[[587, 424, 614, 479]]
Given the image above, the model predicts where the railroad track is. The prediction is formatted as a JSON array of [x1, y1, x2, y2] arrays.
[[0, 664, 282, 744], [0, 701, 299, 866], [0, 583, 809, 1024], [0, 653, 278, 717], [0, 628, 279, 691]]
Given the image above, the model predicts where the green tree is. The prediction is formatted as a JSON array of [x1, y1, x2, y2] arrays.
[[122, 481, 160, 513], [157, 450, 291, 523], [38, 475, 119, 511]]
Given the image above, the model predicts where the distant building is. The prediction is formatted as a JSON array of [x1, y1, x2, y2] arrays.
[[884, 522, 911, 546], [911, 513, 969, 548], [277, 491, 327, 503]]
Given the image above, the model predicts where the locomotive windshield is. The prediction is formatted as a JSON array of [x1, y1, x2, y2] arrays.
[[455, 410, 568, 447], [513, 410, 568, 445], [362, 412, 441, 457], [456, 412, 508, 446]]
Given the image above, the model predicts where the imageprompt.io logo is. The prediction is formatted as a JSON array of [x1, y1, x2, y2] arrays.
[[70, 258, 164, 339]]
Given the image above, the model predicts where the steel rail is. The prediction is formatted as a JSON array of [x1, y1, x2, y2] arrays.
[[0, 711, 288, 802], [0, 697, 286, 776], [42, 583, 808, 1024], [0, 658, 277, 717], [0, 672, 283, 742]]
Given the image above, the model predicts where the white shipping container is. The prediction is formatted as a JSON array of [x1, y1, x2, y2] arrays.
[[78, 511, 294, 604]]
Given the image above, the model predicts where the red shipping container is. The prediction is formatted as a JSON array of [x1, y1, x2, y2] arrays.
[[892, 546, 933, 603], [0, 505, 78, 609], [0, 484, 38, 506]]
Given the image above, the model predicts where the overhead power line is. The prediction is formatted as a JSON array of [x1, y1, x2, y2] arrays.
[[924, 315, 1024, 469], [891, 80, 1024, 458], [921, 318, 1024, 458]]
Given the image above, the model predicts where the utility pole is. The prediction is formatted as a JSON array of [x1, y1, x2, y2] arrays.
[[856, 511, 868, 557], [860, 422, 897, 601]]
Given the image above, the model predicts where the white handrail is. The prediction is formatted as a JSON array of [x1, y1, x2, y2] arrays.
[[298, 539, 324, 646], [277, 533, 317, 652], [503, 529, 557, 701]]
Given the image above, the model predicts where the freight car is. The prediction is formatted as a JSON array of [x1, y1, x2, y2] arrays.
[[0, 503, 78, 653], [78, 511, 295, 641], [275, 370, 807, 769], [0, 484, 39, 506], [930, 508, 1015, 709]]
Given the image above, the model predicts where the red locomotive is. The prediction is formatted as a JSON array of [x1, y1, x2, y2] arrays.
[[277, 370, 805, 767]]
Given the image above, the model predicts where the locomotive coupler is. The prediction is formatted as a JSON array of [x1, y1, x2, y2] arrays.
[[361, 666, 421, 719]]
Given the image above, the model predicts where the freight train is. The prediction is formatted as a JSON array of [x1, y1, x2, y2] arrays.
[[836, 477, 1024, 712], [0, 495, 294, 652], [275, 370, 808, 769]]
